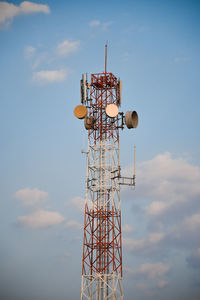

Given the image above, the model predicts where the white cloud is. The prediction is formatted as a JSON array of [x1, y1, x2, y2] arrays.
[[122, 153, 200, 261], [0, 2, 18, 27], [0, 1, 50, 28], [124, 212, 200, 256], [56, 40, 80, 57], [32, 69, 67, 84], [130, 152, 200, 218], [124, 233, 165, 252], [18, 209, 65, 228], [88, 20, 113, 31], [18, 1, 50, 15], [14, 187, 48, 206], [122, 152, 200, 292], [24, 45, 36, 58], [147, 201, 170, 216], [32, 52, 48, 69], [170, 213, 200, 246], [126, 262, 170, 279], [89, 20, 100, 27]]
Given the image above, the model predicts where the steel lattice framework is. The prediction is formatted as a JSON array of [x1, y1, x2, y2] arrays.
[[81, 71, 123, 300], [75, 46, 138, 300]]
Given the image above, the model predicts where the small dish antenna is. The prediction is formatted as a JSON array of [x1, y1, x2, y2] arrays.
[[105, 104, 119, 118], [74, 105, 87, 119]]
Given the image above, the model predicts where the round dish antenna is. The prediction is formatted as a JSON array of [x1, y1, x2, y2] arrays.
[[105, 104, 119, 118], [74, 105, 87, 119], [125, 111, 138, 128]]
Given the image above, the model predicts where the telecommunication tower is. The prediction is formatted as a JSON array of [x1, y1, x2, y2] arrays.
[[74, 45, 138, 300]]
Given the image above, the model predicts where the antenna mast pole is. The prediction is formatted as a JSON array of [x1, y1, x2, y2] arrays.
[[105, 44, 107, 73]]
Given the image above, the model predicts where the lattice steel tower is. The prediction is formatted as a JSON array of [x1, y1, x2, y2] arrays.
[[74, 45, 138, 300]]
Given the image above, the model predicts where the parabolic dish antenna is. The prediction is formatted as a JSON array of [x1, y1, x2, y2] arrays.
[[105, 104, 119, 118], [125, 111, 138, 128], [74, 105, 87, 119]]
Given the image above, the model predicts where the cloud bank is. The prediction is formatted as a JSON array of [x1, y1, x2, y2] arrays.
[[32, 69, 67, 84], [123, 151, 200, 297], [18, 209, 65, 228], [0, 1, 50, 28], [56, 40, 80, 57], [14, 187, 48, 206], [126, 262, 170, 279], [127, 152, 200, 223], [124, 212, 200, 256]]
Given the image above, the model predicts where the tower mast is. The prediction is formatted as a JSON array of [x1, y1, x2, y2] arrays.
[[74, 46, 138, 300]]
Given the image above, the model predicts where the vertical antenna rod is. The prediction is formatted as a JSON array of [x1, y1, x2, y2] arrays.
[[105, 44, 107, 73], [134, 146, 136, 182]]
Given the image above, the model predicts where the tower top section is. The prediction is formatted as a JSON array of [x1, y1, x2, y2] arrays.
[[73, 45, 139, 136]]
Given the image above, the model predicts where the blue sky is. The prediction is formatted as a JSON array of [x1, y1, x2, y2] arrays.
[[0, 1, 200, 299]]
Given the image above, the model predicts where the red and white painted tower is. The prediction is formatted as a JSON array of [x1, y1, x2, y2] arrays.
[[74, 45, 138, 300]]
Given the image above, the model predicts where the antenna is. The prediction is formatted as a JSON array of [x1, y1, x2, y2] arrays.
[[105, 43, 107, 73], [134, 146, 136, 182]]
